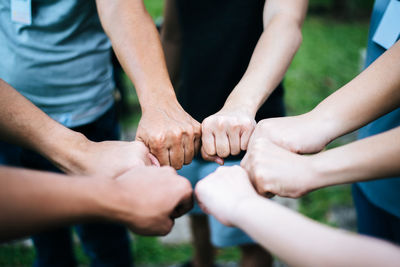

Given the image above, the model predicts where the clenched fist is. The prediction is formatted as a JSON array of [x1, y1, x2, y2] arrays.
[[112, 166, 194, 235], [241, 138, 317, 198], [136, 101, 201, 169], [195, 165, 257, 226], [201, 109, 256, 163]]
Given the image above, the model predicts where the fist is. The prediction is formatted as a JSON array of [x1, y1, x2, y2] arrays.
[[136, 102, 201, 170], [242, 138, 316, 198], [201, 110, 256, 162], [113, 166, 193, 235], [195, 166, 257, 226]]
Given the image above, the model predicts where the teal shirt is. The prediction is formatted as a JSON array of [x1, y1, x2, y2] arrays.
[[0, 0, 114, 127], [358, 0, 400, 218]]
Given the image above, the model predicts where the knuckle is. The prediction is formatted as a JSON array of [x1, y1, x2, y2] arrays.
[[217, 149, 230, 158], [151, 137, 166, 150], [171, 129, 183, 140], [216, 119, 227, 130], [159, 221, 173, 236]]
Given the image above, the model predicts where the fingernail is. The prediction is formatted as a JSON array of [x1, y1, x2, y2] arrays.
[[215, 158, 224, 165]]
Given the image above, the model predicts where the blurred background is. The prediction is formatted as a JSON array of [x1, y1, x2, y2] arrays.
[[0, 0, 375, 266]]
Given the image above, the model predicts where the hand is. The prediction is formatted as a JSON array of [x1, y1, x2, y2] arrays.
[[136, 101, 201, 169], [250, 113, 335, 155], [61, 140, 159, 178], [110, 166, 193, 235], [195, 166, 258, 226], [241, 138, 316, 198], [201, 109, 256, 163]]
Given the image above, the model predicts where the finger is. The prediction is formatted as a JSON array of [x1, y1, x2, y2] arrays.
[[201, 146, 224, 165], [158, 218, 174, 236], [170, 194, 193, 219], [240, 151, 249, 168], [196, 199, 210, 215], [150, 146, 169, 167], [170, 178, 194, 218], [215, 132, 230, 158], [228, 129, 241, 155], [148, 153, 160, 167], [169, 145, 185, 170], [194, 136, 201, 156], [253, 175, 275, 199], [201, 126, 216, 156], [183, 134, 195, 165], [240, 127, 255, 151], [265, 192, 276, 199]]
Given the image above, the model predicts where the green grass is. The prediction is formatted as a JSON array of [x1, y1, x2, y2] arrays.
[[284, 17, 369, 115], [144, 0, 164, 19]]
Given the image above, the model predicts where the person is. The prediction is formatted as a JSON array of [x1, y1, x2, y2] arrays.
[[241, 0, 400, 243], [0, 79, 160, 176], [241, 0, 400, 244], [195, 166, 400, 267], [0, 165, 192, 242], [0, 78, 193, 238], [0, 0, 201, 265], [161, 0, 308, 266], [241, 38, 400, 197], [0, 79, 193, 244]]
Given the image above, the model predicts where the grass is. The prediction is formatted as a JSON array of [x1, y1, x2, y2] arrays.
[[284, 17, 369, 115], [0, 1, 371, 265]]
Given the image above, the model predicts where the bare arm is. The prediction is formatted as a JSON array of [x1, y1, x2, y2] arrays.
[[195, 166, 400, 267], [96, 0, 200, 169], [242, 126, 400, 198], [0, 166, 193, 242], [250, 40, 400, 155], [201, 0, 308, 161], [0, 79, 157, 177]]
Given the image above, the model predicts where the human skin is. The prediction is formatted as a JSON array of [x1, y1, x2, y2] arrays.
[[201, 0, 309, 163], [241, 127, 400, 198], [0, 166, 193, 242], [0, 79, 159, 178], [241, 40, 400, 197], [246, 40, 400, 156], [96, 0, 201, 170], [195, 166, 400, 267]]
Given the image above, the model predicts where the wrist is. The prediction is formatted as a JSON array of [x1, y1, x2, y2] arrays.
[[138, 85, 179, 114], [308, 151, 347, 190], [230, 194, 263, 227], [309, 103, 347, 142], [305, 108, 342, 145], [74, 177, 123, 222], [42, 128, 92, 175], [222, 93, 258, 118], [225, 78, 274, 117]]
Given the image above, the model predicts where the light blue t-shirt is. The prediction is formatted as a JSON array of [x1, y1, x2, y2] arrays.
[[0, 0, 114, 127], [357, 0, 400, 218]]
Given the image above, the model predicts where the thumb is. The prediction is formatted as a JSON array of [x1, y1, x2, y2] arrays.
[[201, 146, 224, 165], [148, 153, 160, 167]]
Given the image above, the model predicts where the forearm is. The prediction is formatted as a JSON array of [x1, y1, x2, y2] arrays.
[[97, 0, 178, 111], [0, 80, 88, 173], [0, 167, 111, 242], [223, 0, 306, 116], [225, 17, 302, 115], [309, 126, 400, 190], [235, 196, 400, 267], [310, 40, 400, 139]]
